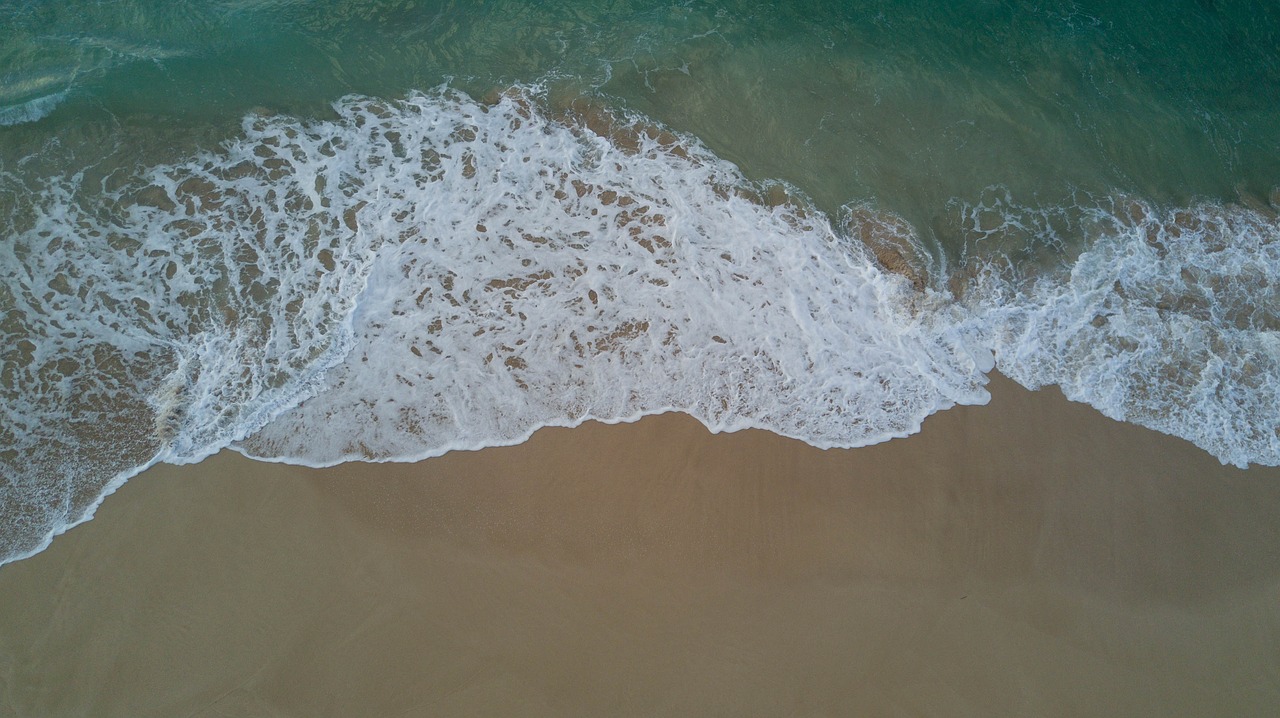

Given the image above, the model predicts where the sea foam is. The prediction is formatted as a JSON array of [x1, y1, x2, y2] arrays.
[[234, 90, 994, 464], [0, 91, 69, 127], [966, 196, 1280, 468], [2, 86, 1277, 567]]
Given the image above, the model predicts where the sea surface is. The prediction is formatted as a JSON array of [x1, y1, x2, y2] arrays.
[[2, 0, 1278, 565]]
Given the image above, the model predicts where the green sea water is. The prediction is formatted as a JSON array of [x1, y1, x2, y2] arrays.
[[5, 0, 1278, 243], [2, 0, 1279, 564]]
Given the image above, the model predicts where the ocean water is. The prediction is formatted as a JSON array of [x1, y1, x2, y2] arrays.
[[2, 0, 1278, 565]]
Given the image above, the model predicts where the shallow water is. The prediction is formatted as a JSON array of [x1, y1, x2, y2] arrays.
[[2, 0, 1278, 564]]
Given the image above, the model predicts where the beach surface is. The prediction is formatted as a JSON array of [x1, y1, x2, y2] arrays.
[[2, 373, 1279, 717]]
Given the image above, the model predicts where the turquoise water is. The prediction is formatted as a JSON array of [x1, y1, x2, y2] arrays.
[[2, 0, 1278, 564], [6, 1, 1278, 217]]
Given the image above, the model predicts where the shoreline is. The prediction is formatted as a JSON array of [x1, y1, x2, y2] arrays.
[[3, 374, 1280, 716]]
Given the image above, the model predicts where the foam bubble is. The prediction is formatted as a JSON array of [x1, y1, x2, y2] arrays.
[[0, 99, 385, 561], [5, 85, 1278, 568], [235, 89, 994, 464], [1, 86, 999, 567], [967, 196, 1280, 468]]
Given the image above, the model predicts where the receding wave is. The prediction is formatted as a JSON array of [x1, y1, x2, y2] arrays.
[[2, 85, 1277, 567], [963, 194, 1280, 469]]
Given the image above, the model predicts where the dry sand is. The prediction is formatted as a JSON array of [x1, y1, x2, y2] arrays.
[[2, 374, 1279, 717]]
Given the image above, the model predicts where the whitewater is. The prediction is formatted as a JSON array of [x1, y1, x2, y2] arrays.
[[2, 87, 1277, 566]]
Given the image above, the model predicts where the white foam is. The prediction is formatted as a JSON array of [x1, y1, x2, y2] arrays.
[[966, 196, 1280, 468], [0, 99, 385, 562], [0, 90, 68, 126], [235, 89, 994, 464], [5, 86, 1278, 568]]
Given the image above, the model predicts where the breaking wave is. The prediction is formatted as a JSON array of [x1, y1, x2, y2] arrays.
[[0, 91, 69, 127]]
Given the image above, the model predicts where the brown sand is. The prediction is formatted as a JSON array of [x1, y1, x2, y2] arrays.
[[2, 374, 1280, 717]]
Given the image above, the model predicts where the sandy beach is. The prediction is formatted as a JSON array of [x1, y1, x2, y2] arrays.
[[5, 2, 1279, 716], [2, 373, 1279, 717]]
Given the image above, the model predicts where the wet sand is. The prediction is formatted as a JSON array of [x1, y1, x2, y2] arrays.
[[2, 374, 1279, 717]]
